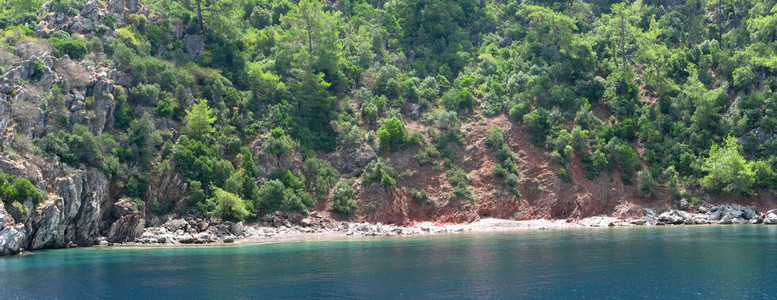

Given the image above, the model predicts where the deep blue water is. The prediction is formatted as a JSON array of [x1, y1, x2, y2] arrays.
[[2, 225, 777, 299]]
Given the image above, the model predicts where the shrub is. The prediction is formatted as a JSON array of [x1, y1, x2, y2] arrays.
[[203, 187, 251, 222], [361, 101, 378, 123], [637, 169, 658, 197], [304, 157, 340, 198], [558, 167, 572, 182], [411, 188, 428, 202], [485, 125, 506, 149], [330, 180, 358, 218], [183, 100, 216, 138], [155, 93, 180, 118], [447, 167, 473, 202], [414, 147, 441, 166], [264, 127, 293, 155], [148, 198, 174, 215], [50, 38, 88, 60], [523, 108, 551, 145], [436, 110, 460, 131], [36, 125, 119, 177], [504, 173, 520, 187], [104, 15, 117, 29], [700, 136, 756, 197], [0, 173, 43, 205], [481, 92, 504, 116], [129, 83, 161, 105], [493, 163, 507, 177], [362, 158, 397, 187], [257, 179, 313, 214], [377, 117, 407, 151], [509, 103, 529, 122]]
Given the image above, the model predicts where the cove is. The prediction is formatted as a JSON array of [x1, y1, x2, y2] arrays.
[[2, 225, 777, 298]]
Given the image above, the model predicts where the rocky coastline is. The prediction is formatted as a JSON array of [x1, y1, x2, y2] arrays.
[[86, 203, 777, 250], [4, 194, 777, 255]]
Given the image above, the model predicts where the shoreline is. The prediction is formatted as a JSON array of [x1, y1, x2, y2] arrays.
[[7, 205, 777, 256]]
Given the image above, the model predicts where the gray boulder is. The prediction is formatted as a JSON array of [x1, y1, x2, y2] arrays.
[[326, 143, 377, 174], [182, 35, 204, 59], [764, 209, 777, 225], [657, 210, 692, 225]]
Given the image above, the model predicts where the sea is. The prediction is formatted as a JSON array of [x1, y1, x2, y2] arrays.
[[2, 225, 776, 298]]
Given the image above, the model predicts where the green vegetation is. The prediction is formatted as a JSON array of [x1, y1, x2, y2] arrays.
[[203, 187, 252, 222], [0, 173, 43, 205], [330, 180, 357, 218], [699, 136, 760, 197], [2, 0, 776, 223], [362, 158, 397, 187]]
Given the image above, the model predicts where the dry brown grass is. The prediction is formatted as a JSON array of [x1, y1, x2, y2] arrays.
[[15, 39, 53, 60], [55, 57, 91, 88]]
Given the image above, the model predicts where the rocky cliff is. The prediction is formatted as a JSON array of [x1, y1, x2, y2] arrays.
[[0, 0, 126, 255]]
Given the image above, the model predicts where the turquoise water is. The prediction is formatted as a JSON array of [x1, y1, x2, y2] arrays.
[[2, 225, 777, 298]]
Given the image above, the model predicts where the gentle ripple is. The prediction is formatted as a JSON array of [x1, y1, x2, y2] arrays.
[[1, 225, 777, 299]]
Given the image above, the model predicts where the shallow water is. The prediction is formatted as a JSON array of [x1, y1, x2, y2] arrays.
[[2, 225, 777, 298]]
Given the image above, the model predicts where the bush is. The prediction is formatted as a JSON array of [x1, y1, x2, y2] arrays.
[[411, 188, 428, 202], [257, 179, 313, 214], [304, 157, 340, 198], [0, 173, 43, 205], [447, 167, 473, 202], [330, 180, 358, 218], [187, 180, 206, 204], [523, 108, 551, 145], [485, 125, 506, 149], [377, 117, 407, 151], [362, 158, 397, 187], [493, 163, 507, 177], [203, 187, 251, 222], [50, 38, 88, 60], [442, 88, 475, 111], [361, 101, 378, 123], [414, 147, 441, 166], [558, 167, 572, 182], [481, 92, 504, 116], [637, 170, 658, 197], [129, 83, 161, 106], [508, 103, 529, 122], [700, 136, 756, 197], [148, 198, 174, 215], [264, 127, 293, 155], [436, 110, 460, 131], [504, 173, 520, 187], [36, 125, 119, 177], [155, 93, 180, 118]]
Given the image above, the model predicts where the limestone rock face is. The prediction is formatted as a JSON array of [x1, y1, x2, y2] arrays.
[[107, 213, 145, 243], [104, 199, 145, 243], [30, 167, 106, 250], [0, 158, 108, 255]]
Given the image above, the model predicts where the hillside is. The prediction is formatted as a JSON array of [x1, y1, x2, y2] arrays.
[[2, 0, 777, 254]]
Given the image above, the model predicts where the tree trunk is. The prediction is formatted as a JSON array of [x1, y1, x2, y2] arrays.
[[196, 0, 205, 34]]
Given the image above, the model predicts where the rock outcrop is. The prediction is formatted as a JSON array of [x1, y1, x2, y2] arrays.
[[0, 157, 108, 255], [106, 198, 144, 243], [763, 209, 777, 225]]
